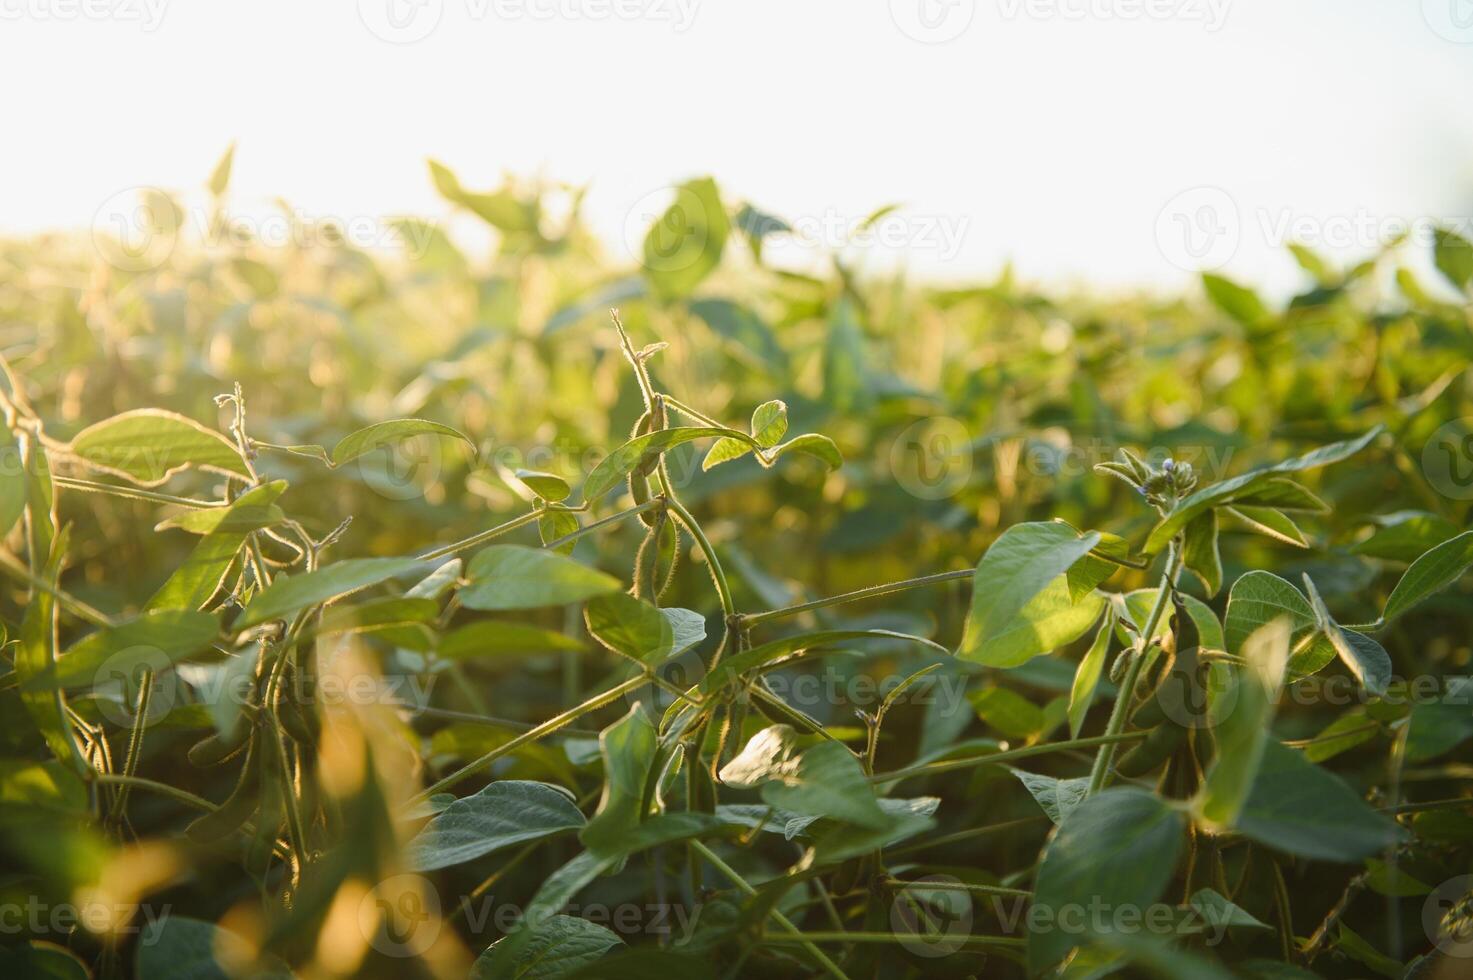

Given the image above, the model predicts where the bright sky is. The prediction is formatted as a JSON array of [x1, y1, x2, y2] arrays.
[[3, 0, 1471, 294]]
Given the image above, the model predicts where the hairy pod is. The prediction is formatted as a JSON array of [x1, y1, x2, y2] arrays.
[[185, 736, 260, 843]]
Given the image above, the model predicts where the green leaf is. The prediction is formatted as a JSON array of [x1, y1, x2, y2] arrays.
[[1144, 428, 1381, 554], [1433, 226, 1473, 291], [700, 436, 751, 471], [585, 592, 674, 663], [961, 576, 1106, 669], [315, 596, 437, 637], [1224, 506, 1307, 547], [406, 780, 585, 871], [1335, 922, 1404, 978], [39, 610, 220, 692], [0, 427, 26, 540], [581, 706, 659, 854], [437, 620, 585, 660], [207, 142, 235, 196], [1303, 708, 1380, 763], [136, 916, 295, 980], [758, 740, 889, 830], [1303, 575, 1393, 696], [237, 556, 429, 627], [1181, 509, 1222, 596], [969, 686, 1044, 739], [583, 427, 745, 501], [1381, 530, 1473, 626], [1228, 477, 1327, 512], [1012, 770, 1090, 825], [1406, 677, 1473, 763], [661, 608, 706, 658], [767, 432, 842, 470], [474, 915, 622, 980], [823, 296, 867, 412], [461, 545, 621, 611], [1351, 511, 1458, 562], [1224, 571, 1337, 678], [1029, 787, 1186, 973], [1184, 887, 1270, 933], [750, 400, 788, 448], [156, 502, 284, 535], [17, 532, 83, 773], [67, 409, 250, 486], [513, 469, 571, 502], [146, 482, 287, 611], [958, 522, 1103, 664], [641, 177, 728, 299], [1203, 273, 1270, 327], [1232, 740, 1406, 861], [1195, 619, 1289, 828], [428, 160, 537, 234], [1068, 611, 1114, 738], [717, 725, 799, 788], [330, 418, 474, 467]]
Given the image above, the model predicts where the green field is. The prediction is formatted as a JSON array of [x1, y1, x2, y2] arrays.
[[3, 161, 1473, 979]]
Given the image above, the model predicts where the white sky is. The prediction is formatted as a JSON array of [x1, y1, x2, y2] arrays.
[[3, 0, 1472, 295]]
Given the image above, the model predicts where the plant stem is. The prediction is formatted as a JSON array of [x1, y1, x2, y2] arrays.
[[53, 476, 227, 509], [94, 773, 216, 812], [543, 498, 661, 550], [690, 840, 851, 980], [416, 509, 543, 563], [871, 731, 1148, 785], [883, 878, 1031, 899], [742, 569, 972, 628], [1085, 544, 1181, 797], [410, 675, 647, 803], [758, 931, 1025, 949], [106, 669, 153, 826], [0, 548, 116, 628]]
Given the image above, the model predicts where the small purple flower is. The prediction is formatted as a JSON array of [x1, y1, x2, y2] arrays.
[[1162, 458, 1175, 472]]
